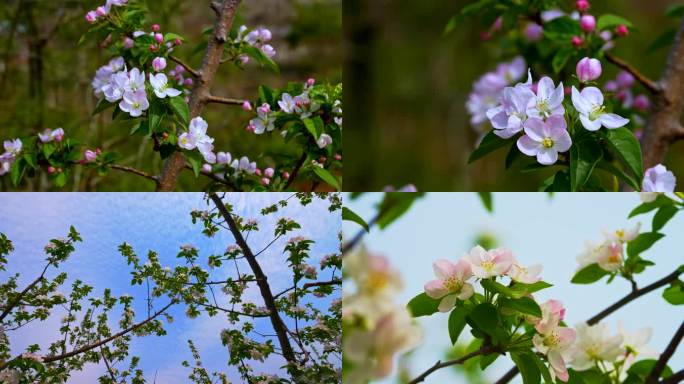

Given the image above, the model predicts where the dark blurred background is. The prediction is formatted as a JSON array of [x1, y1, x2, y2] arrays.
[[0, 0, 341, 191], [344, 0, 684, 191]]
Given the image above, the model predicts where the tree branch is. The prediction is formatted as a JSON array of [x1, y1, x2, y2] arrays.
[[646, 320, 684, 384], [495, 267, 683, 384], [168, 54, 199, 78], [0, 262, 50, 323], [109, 164, 159, 185], [408, 345, 498, 384], [274, 278, 342, 300], [283, 152, 307, 190], [604, 52, 660, 94], [157, 0, 242, 191], [208, 193, 297, 366], [660, 369, 684, 384], [205, 94, 246, 105]]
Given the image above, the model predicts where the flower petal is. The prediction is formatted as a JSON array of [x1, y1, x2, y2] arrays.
[[517, 135, 540, 156], [537, 148, 558, 165], [571, 86, 590, 114], [438, 294, 457, 313], [424, 279, 448, 299], [523, 117, 546, 141], [433, 259, 456, 280], [579, 114, 602, 131], [599, 113, 629, 129]]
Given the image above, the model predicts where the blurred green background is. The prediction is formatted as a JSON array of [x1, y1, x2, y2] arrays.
[[344, 0, 684, 191], [0, 0, 341, 191]]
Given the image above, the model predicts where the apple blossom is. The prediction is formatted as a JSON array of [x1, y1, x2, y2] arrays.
[[96, 6, 107, 17], [154, 33, 164, 43], [231, 156, 257, 174], [595, 242, 623, 271], [278, 93, 296, 113], [102, 70, 129, 102], [216, 151, 231, 165], [150, 73, 182, 98], [570, 322, 624, 370], [0, 153, 12, 176], [105, 0, 128, 11], [579, 15, 596, 32], [533, 316, 576, 382], [282, 171, 290, 180], [38, 128, 64, 143], [604, 222, 640, 244], [642, 164, 676, 193], [3, 139, 22, 156], [316, 133, 333, 149], [517, 115, 572, 165], [571, 86, 629, 131], [508, 262, 543, 284], [151, 24, 160, 32], [576, 57, 602, 82], [119, 89, 149, 117], [179, 117, 215, 163], [424, 258, 474, 312], [576, 0, 590, 11], [202, 163, 212, 173], [617, 322, 657, 370], [260, 177, 270, 186], [152, 57, 166, 72], [531, 299, 566, 331], [125, 68, 145, 92], [527, 76, 565, 119], [249, 103, 275, 134], [85, 11, 97, 24], [293, 93, 320, 118], [465, 245, 514, 278], [486, 81, 535, 138]]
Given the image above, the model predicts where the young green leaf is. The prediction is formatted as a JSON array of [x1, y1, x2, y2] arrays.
[[407, 293, 441, 317], [342, 207, 369, 232], [168, 96, 189, 126], [629, 194, 674, 218], [468, 131, 511, 163], [596, 14, 633, 31], [604, 128, 643, 180], [570, 137, 602, 191], [312, 167, 340, 190], [662, 281, 684, 305], [652, 205, 678, 231], [511, 352, 541, 384], [626, 232, 665, 258], [448, 306, 470, 345], [571, 263, 609, 284], [499, 296, 542, 317]]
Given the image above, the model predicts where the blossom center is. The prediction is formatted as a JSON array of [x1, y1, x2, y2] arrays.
[[366, 271, 389, 292], [542, 137, 554, 148], [589, 105, 605, 121], [543, 333, 560, 348], [133, 102, 141, 109], [615, 229, 624, 239], [444, 276, 463, 292], [536, 99, 550, 114], [480, 260, 495, 272]]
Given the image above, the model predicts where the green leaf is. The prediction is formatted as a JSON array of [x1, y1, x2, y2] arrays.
[[468, 131, 512, 163], [148, 100, 164, 132], [596, 161, 639, 190], [163, 32, 184, 43], [168, 96, 189, 126], [531, 354, 554, 383], [652, 205, 678, 231], [480, 352, 498, 370], [478, 192, 493, 212], [666, 4, 684, 18], [626, 359, 673, 380], [552, 47, 574, 74], [662, 281, 684, 305], [467, 303, 501, 341], [544, 16, 581, 36], [448, 306, 470, 345], [312, 167, 340, 190], [571, 263, 609, 284], [629, 194, 674, 217], [480, 279, 515, 298], [10, 158, 26, 187], [499, 296, 542, 317], [596, 14, 633, 31], [242, 45, 279, 73], [302, 117, 322, 139], [407, 293, 441, 317], [509, 281, 553, 296], [185, 150, 202, 178], [92, 99, 115, 115], [504, 141, 522, 169], [342, 207, 369, 232], [23, 153, 37, 169], [570, 136, 603, 191], [511, 352, 541, 384], [42, 143, 56, 159], [605, 128, 643, 180], [376, 193, 424, 229], [54, 171, 67, 187], [647, 29, 677, 53], [626, 232, 664, 258]]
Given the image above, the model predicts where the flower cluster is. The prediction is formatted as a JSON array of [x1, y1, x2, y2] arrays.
[[235, 25, 276, 62], [85, 0, 128, 24], [343, 249, 421, 383], [248, 79, 323, 136], [577, 222, 640, 272], [38, 128, 64, 143], [0, 139, 22, 176]]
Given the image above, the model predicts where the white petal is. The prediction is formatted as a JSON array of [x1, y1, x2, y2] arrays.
[[579, 114, 602, 131], [599, 113, 629, 129]]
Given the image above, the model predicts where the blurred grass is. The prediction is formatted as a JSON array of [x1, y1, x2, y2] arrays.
[[344, 0, 683, 191], [0, 0, 341, 191]]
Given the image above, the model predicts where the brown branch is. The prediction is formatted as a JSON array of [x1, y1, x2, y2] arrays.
[[109, 164, 159, 185], [208, 193, 297, 366], [641, 16, 684, 169], [604, 52, 660, 94], [100, 347, 117, 381], [182, 164, 238, 190], [283, 152, 307, 190], [0, 263, 50, 323], [205, 94, 246, 105], [0, 301, 174, 370], [157, 0, 242, 191], [646, 320, 684, 384], [274, 278, 342, 300], [495, 268, 683, 384], [168, 55, 199, 78], [408, 345, 498, 384], [660, 369, 684, 384]]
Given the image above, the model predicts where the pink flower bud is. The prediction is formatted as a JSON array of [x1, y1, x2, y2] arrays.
[[47, 166, 56, 175], [149, 44, 157, 52], [576, 0, 590, 12], [616, 71, 634, 88], [491, 16, 503, 31], [576, 57, 602, 82], [604, 80, 618, 92], [175, 38, 182, 46], [242, 101, 252, 111], [571, 35, 583, 47], [634, 94, 650, 111], [523, 23, 543, 42], [96, 6, 107, 17], [246, 123, 256, 133], [202, 163, 212, 173], [282, 171, 290, 180], [152, 56, 166, 72], [96, 148, 102, 154], [615, 24, 628, 37], [174, 65, 185, 74], [264, 167, 274, 178], [183, 78, 193, 87], [564, 86, 571, 95], [151, 24, 160, 32], [255, 168, 262, 176], [84, 149, 97, 163], [154, 33, 164, 44], [579, 15, 596, 33], [85, 11, 97, 24], [334, 153, 342, 161], [123, 37, 134, 49], [306, 78, 315, 87], [261, 177, 270, 186], [258, 103, 271, 115]]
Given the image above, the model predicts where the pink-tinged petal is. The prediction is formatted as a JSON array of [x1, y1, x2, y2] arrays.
[[550, 128, 572, 152], [486, 106, 505, 125], [424, 279, 448, 299], [579, 114, 602, 131], [523, 117, 545, 141], [438, 294, 457, 313], [490, 248, 514, 273], [517, 135, 540, 156], [537, 148, 558, 165], [546, 114, 567, 130], [571, 86, 590, 114], [470, 265, 489, 279], [457, 283, 474, 300], [465, 245, 487, 266], [548, 351, 569, 382], [599, 113, 629, 128], [556, 327, 577, 347], [580, 86, 604, 106], [537, 77, 555, 99], [453, 258, 473, 280], [494, 125, 521, 139], [527, 263, 543, 278], [489, 109, 509, 130], [511, 86, 535, 112], [433, 259, 456, 280], [548, 81, 564, 107], [550, 104, 565, 117], [532, 333, 547, 354]]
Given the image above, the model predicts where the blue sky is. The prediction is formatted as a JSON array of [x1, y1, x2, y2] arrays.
[[0, 193, 340, 383], [343, 193, 683, 384]]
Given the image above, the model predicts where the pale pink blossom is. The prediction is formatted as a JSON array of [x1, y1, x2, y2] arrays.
[[508, 263, 543, 284], [517, 115, 571, 165], [570, 322, 624, 370], [464, 245, 514, 278], [572, 86, 629, 131], [424, 258, 474, 312]]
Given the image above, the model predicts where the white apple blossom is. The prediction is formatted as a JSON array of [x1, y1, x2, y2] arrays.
[[526, 76, 565, 119], [486, 80, 535, 138], [603, 222, 640, 244], [517, 115, 572, 165], [119, 89, 149, 117], [617, 322, 657, 371], [642, 164, 676, 193], [149, 73, 181, 98], [102, 70, 129, 102], [571, 86, 629, 131], [316, 133, 333, 149], [508, 262, 543, 284], [570, 322, 624, 371], [464, 245, 514, 278]]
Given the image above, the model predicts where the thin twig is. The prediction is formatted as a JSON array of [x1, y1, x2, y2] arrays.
[[408, 345, 498, 384], [646, 320, 684, 384], [0, 262, 51, 322], [109, 164, 159, 184], [605, 52, 660, 94], [168, 54, 199, 78], [283, 152, 307, 190], [660, 369, 684, 384], [495, 267, 683, 384], [205, 94, 246, 105]]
